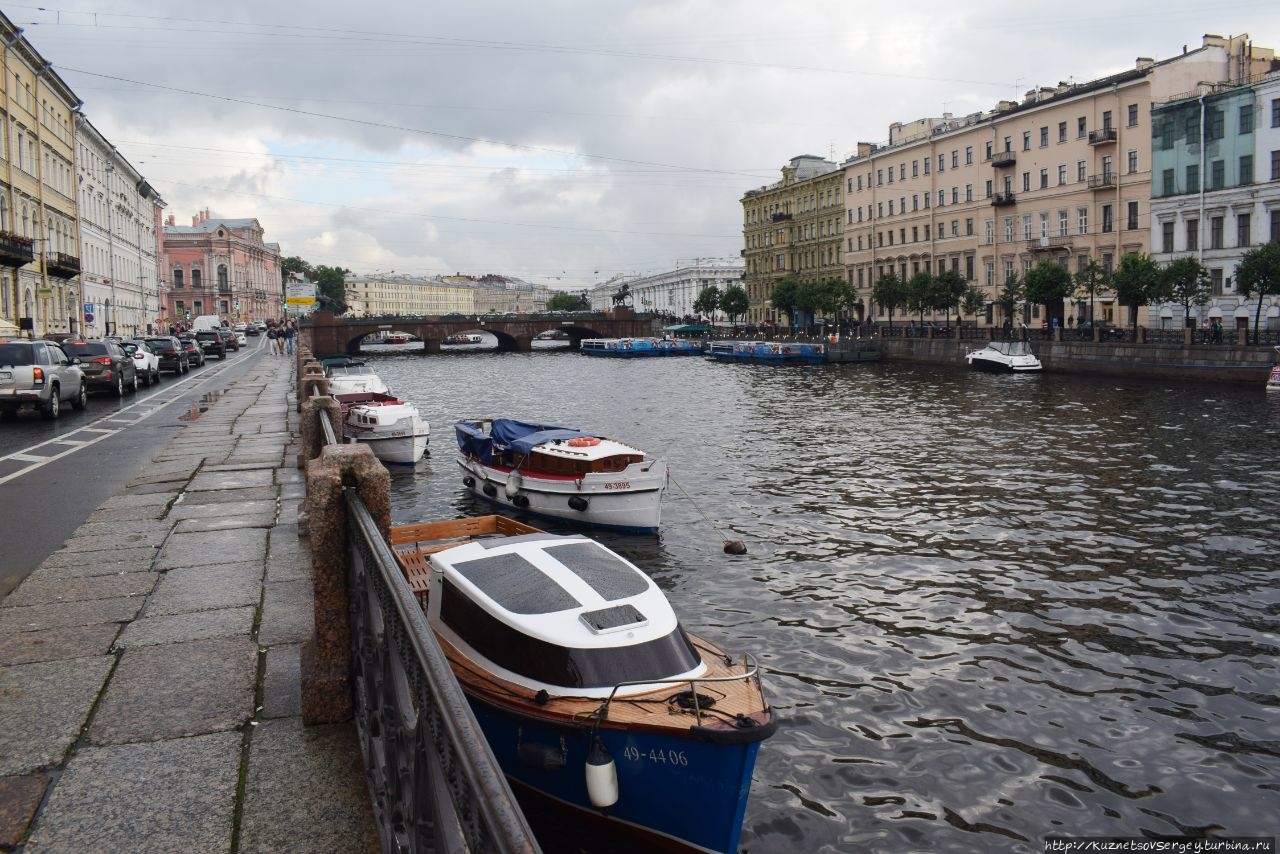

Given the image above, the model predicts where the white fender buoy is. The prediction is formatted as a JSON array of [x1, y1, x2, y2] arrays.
[[585, 737, 618, 809], [504, 471, 522, 498]]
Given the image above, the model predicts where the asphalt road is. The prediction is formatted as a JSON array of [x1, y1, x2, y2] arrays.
[[0, 336, 272, 599]]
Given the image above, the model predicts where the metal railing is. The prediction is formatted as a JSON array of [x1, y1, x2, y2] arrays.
[[309, 397, 540, 853]]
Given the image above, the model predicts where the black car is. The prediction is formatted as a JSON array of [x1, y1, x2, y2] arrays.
[[177, 333, 207, 367], [145, 336, 190, 374], [218, 328, 239, 352], [60, 339, 138, 396], [197, 330, 227, 360]]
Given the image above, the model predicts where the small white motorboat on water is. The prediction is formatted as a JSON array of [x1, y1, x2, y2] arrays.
[[455, 418, 667, 533], [336, 391, 429, 465], [1268, 348, 1280, 392], [323, 357, 391, 395], [965, 340, 1043, 373]]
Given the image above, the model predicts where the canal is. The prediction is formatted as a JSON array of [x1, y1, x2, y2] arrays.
[[359, 346, 1280, 852]]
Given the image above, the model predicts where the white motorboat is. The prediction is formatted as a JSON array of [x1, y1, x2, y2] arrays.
[[336, 392, 429, 465], [965, 340, 1043, 373], [1269, 348, 1280, 393], [324, 358, 390, 395], [454, 418, 667, 533]]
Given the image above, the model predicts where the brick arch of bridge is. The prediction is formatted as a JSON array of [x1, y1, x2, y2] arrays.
[[302, 311, 657, 356]]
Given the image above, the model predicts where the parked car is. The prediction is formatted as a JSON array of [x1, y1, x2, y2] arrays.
[[245, 324, 260, 336], [178, 333, 207, 367], [144, 336, 189, 375], [122, 339, 162, 386], [197, 330, 228, 360], [61, 339, 138, 396], [1076, 321, 1127, 341], [218, 328, 240, 351], [0, 339, 88, 419]]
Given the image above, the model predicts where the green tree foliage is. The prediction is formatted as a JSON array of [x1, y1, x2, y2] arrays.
[[719, 284, 750, 325], [996, 273, 1024, 327], [1236, 241, 1280, 345], [1161, 256, 1210, 328], [1024, 260, 1074, 326], [313, 265, 351, 313], [871, 271, 908, 330], [546, 291, 590, 311], [1073, 259, 1112, 325], [960, 285, 987, 323], [693, 285, 721, 318], [1109, 253, 1164, 333], [934, 269, 968, 327], [768, 277, 801, 328], [906, 272, 935, 325], [280, 256, 310, 285]]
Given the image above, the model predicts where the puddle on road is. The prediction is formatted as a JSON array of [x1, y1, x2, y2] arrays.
[[178, 389, 225, 421]]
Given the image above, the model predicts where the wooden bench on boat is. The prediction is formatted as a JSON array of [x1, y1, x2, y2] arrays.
[[390, 515, 542, 604]]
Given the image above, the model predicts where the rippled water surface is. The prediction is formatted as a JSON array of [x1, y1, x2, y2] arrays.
[[360, 347, 1280, 853]]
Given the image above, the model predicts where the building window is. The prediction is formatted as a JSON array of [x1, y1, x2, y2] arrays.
[[1273, 150, 1280, 180], [1273, 98, 1280, 127], [1237, 213, 1251, 247], [938, 189, 945, 206], [966, 218, 974, 236], [1040, 126, 1048, 147], [924, 158, 930, 175], [888, 200, 895, 215], [1077, 117, 1087, 138], [952, 187, 959, 204], [1077, 207, 1089, 235], [191, 268, 202, 289], [1210, 160, 1224, 189], [1271, 210, 1280, 242], [1040, 168, 1048, 189], [1004, 217, 1014, 242], [923, 193, 930, 209], [1210, 216, 1223, 249], [986, 261, 995, 286], [1102, 204, 1113, 234], [965, 184, 973, 202], [985, 179, 993, 198], [1240, 154, 1253, 184], [1022, 131, 1031, 151], [952, 150, 959, 168], [1162, 167, 1176, 196], [1058, 121, 1067, 143], [1207, 108, 1225, 140], [173, 269, 184, 289], [938, 154, 945, 172], [1211, 268, 1223, 294], [1239, 104, 1254, 134], [888, 168, 894, 184], [1186, 219, 1199, 251], [1186, 164, 1199, 192], [877, 169, 883, 185], [1127, 150, 1138, 173], [950, 221, 957, 238], [1059, 210, 1069, 237], [985, 220, 994, 244], [1127, 201, 1138, 231], [1161, 221, 1174, 253], [1128, 104, 1138, 127], [1022, 172, 1031, 192], [965, 146, 973, 165]]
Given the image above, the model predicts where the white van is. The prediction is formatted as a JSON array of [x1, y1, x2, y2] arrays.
[[192, 315, 224, 332]]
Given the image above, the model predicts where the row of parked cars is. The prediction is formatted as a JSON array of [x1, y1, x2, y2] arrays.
[[0, 328, 247, 421]]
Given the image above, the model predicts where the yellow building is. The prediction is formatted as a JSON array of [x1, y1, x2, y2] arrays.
[[347, 274, 476, 316], [841, 34, 1274, 328], [0, 11, 82, 338], [741, 155, 843, 324]]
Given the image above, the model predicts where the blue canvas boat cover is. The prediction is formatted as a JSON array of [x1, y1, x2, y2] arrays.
[[455, 418, 588, 462]]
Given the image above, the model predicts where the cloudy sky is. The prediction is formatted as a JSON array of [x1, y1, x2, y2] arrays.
[[13, 1, 1280, 290]]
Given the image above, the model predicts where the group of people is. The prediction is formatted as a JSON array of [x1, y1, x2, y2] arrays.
[[266, 320, 297, 355]]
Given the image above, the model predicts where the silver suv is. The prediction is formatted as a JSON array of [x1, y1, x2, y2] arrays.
[[0, 339, 88, 420]]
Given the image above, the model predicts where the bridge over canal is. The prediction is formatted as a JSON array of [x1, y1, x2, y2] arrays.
[[302, 310, 660, 354]]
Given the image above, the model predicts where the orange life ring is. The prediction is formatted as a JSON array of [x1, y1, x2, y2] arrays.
[[568, 437, 601, 447]]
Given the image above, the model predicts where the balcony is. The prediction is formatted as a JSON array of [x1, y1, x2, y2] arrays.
[[989, 150, 1016, 168], [1087, 173, 1117, 190], [1027, 235, 1073, 253], [45, 252, 81, 279], [0, 231, 34, 268], [1087, 127, 1117, 145], [991, 191, 1017, 207]]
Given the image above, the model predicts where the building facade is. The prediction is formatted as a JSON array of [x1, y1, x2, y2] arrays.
[[839, 35, 1274, 329], [0, 11, 82, 338], [162, 210, 281, 326], [346, 274, 475, 316], [76, 118, 164, 337], [741, 156, 843, 324], [1149, 69, 1280, 330], [587, 258, 745, 318]]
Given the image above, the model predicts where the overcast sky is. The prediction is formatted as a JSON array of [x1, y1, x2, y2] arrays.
[[14, 1, 1280, 290]]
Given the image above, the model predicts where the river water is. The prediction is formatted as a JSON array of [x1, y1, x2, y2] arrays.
[[359, 345, 1280, 853]]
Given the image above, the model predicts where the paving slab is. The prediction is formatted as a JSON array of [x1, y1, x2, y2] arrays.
[[155, 527, 268, 570], [167, 498, 277, 522], [23, 731, 240, 853], [35, 555, 158, 581], [203, 461, 278, 472], [238, 718, 378, 853], [260, 643, 301, 719], [0, 623, 120, 666], [258, 579, 314, 646], [0, 657, 114, 775], [88, 635, 257, 745], [0, 597, 143, 634], [115, 606, 256, 649], [1, 570, 157, 608], [0, 773, 49, 849], [187, 469, 276, 492], [96, 491, 174, 509], [87, 503, 170, 523], [146, 561, 263, 616], [38, 545, 159, 570], [173, 513, 278, 533], [176, 484, 278, 505], [57, 530, 169, 554]]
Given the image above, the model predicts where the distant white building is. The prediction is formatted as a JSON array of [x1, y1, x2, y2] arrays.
[[587, 258, 745, 318]]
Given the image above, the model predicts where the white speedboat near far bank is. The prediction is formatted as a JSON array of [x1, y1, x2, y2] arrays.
[[455, 418, 667, 533], [965, 340, 1043, 373]]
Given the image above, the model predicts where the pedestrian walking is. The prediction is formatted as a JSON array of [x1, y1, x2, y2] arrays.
[[267, 325, 279, 354], [284, 321, 296, 355]]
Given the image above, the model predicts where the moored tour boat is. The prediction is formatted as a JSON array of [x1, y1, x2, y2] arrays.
[[389, 515, 776, 854], [455, 418, 667, 533], [706, 340, 825, 365], [443, 333, 484, 346], [965, 340, 1043, 373], [580, 337, 701, 357], [1269, 348, 1280, 392], [382, 331, 413, 345], [335, 391, 429, 465]]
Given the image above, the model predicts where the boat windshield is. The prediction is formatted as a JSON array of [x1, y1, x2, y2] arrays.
[[991, 341, 1034, 356]]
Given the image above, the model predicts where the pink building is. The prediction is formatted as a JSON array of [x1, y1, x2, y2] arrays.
[[161, 209, 281, 327]]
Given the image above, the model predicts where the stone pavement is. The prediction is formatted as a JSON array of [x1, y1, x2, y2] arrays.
[[0, 353, 377, 852]]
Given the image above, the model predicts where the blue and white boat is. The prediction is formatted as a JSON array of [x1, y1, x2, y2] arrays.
[[706, 340, 826, 365], [455, 418, 667, 533], [390, 515, 776, 854], [580, 337, 701, 357]]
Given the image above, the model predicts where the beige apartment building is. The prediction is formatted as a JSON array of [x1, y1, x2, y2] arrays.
[[347, 274, 476, 316], [842, 34, 1275, 328], [742, 155, 844, 324]]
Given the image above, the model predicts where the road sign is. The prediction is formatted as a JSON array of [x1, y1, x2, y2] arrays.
[[84, 302, 94, 315], [85, 313, 95, 324]]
